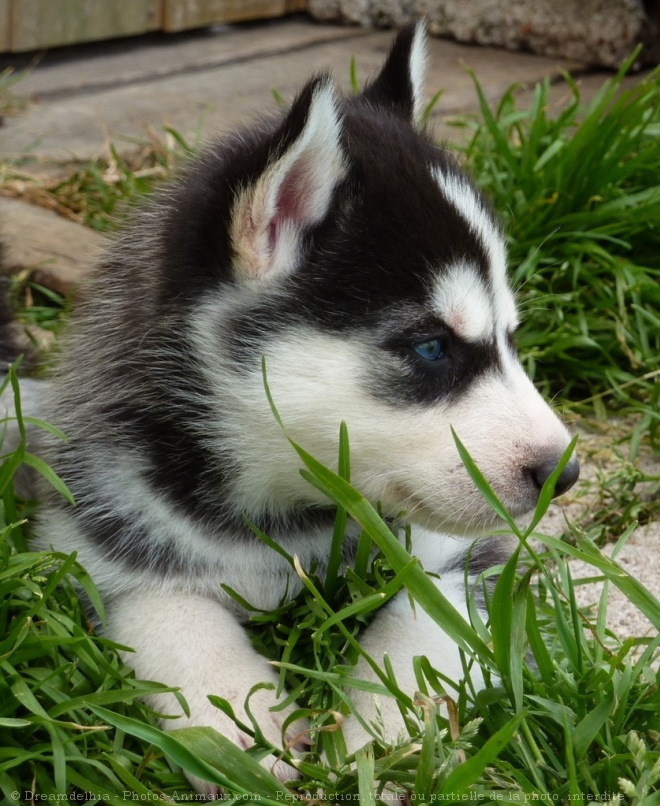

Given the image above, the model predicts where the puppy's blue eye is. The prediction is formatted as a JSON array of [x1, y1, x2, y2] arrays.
[[413, 339, 444, 361]]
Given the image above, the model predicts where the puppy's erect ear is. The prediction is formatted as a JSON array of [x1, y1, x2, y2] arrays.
[[361, 20, 427, 125], [231, 75, 346, 282]]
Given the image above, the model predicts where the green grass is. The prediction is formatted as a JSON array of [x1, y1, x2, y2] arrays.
[[2, 369, 658, 802], [1, 127, 198, 233], [565, 457, 659, 547], [0, 371, 193, 800]]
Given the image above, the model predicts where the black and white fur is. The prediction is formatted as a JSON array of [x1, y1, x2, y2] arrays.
[[35, 24, 579, 789]]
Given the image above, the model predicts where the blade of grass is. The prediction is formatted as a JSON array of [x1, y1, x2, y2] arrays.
[[88, 706, 291, 800], [439, 711, 526, 794]]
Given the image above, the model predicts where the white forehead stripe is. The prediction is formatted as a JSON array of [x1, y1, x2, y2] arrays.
[[432, 166, 505, 276], [433, 262, 494, 342], [432, 166, 518, 332]]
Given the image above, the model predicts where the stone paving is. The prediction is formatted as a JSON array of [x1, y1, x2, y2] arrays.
[[1, 16, 587, 162]]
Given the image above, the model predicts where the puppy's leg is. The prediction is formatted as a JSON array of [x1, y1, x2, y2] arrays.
[[107, 590, 303, 791], [341, 571, 484, 754]]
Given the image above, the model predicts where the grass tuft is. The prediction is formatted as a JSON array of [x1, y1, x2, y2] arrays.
[[148, 415, 658, 800], [0, 370, 195, 801], [1, 368, 658, 800], [1, 126, 199, 232]]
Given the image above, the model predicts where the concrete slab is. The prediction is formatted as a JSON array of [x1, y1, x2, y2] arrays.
[[4, 18, 367, 99], [0, 17, 586, 163]]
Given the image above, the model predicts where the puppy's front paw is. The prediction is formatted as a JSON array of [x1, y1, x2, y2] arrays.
[[109, 593, 309, 793], [341, 692, 412, 756], [168, 684, 307, 793]]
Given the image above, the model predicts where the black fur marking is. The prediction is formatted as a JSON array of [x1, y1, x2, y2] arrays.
[[43, 447, 184, 573], [277, 116, 491, 324], [157, 74, 330, 305], [173, 104, 497, 417], [142, 408, 226, 523], [88, 318, 231, 527], [467, 537, 512, 608], [76, 507, 176, 569], [466, 537, 512, 577], [381, 333, 501, 406], [361, 23, 421, 121], [57, 429, 340, 570], [74, 503, 340, 573]]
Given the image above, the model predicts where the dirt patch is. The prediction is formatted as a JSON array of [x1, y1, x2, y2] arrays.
[[538, 417, 659, 640]]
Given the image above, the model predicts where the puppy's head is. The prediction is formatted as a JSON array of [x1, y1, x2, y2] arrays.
[[187, 22, 578, 532]]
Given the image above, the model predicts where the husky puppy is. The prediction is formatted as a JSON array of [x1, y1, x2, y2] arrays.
[[35, 23, 578, 787]]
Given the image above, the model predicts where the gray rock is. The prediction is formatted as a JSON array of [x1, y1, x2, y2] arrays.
[[307, 0, 660, 68]]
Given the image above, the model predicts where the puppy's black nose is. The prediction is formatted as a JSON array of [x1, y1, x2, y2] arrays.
[[530, 454, 580, 497]]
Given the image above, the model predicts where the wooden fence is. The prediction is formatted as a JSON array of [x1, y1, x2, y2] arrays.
[[0, 0, 308, 52]]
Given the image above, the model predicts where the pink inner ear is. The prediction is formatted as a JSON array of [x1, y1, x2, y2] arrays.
[[268, 162, 315, 252]]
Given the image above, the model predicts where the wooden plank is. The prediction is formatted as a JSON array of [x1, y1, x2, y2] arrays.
[[9, 0, 162, 52], [285, 0, 307, 10], [0, 0, 10, 52], [163, 0, 288, 32], [0, 196, 103, 295]]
